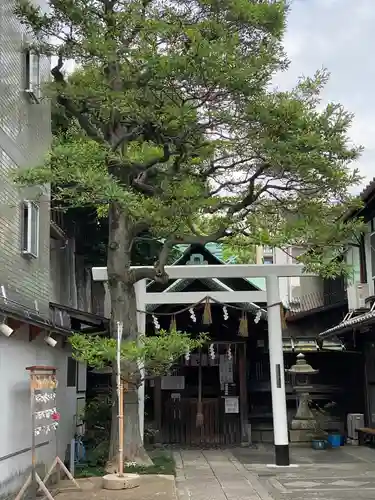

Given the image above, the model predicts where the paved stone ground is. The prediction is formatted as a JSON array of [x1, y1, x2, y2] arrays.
[[174, 445, 375, 500], [174, 449, 266, 500], [50, 475, 177, 500]]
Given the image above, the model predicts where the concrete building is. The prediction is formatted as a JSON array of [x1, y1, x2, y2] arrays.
[[255, 245, 344, 315], [0, 2, 108, 495]]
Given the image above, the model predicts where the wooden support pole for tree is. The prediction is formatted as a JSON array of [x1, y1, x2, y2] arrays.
[[154, 377, 162, 443], [118, 380, 124, 476], [116, 321, 124, 476]]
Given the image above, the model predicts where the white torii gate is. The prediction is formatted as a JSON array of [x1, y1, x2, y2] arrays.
[[92, 263, 312, 466]]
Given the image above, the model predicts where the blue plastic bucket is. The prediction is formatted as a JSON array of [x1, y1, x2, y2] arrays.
[[328, 434, 341, 448]]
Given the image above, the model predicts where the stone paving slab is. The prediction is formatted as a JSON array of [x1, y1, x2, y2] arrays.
[[175, 450, 264, 500], [232, 445, 375, 500], [54, 474, 177, 500], [175, 446, 375, 500], [233, 443, 375, 466]]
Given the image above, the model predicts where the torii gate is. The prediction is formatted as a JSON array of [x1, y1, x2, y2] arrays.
[[92, 263, 312, 466]]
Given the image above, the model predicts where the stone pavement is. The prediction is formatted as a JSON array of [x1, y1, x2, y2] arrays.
[[174, 445, 375, 500], [174, 449, 267, 500], [54, 474, 177, 500]]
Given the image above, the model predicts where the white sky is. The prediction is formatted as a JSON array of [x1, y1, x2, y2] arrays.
[[276, 0, 375, 190]]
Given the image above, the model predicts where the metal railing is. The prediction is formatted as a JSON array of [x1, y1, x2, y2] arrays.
[[50, 200, 65, 231], [49, 303, 71, 329], [50, 209, 64, 229]]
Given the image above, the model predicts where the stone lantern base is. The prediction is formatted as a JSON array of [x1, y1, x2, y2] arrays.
[[290, 428, 316, 443], [289, 392, 317, 444]]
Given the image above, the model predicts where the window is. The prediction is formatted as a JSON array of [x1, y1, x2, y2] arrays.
[[263, 256, 274, 265], [25, 49, 41, 101], [67, 357, 77, 388], [22, 200, 39, 258], [360, 234, 367, 283]]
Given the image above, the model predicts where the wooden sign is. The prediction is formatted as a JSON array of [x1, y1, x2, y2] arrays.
[[15, 365, 80, 500], [161, 376, 185, 390], [219, 356, 233, 384], [30, 375, 58, 390], [225, 397, 239, 414]]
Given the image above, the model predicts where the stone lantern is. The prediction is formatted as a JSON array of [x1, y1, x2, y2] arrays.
[[286, 353, 319, 443]]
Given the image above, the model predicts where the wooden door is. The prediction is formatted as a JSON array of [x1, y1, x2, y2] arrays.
[[162, 397, 241, 446]]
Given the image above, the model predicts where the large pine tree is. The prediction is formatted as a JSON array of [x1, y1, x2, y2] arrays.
[[15, 0, 362, 464]]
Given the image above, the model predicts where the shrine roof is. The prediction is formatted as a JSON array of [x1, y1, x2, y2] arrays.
[[147, 243, 265, 293], [146, 243, 267, 320]]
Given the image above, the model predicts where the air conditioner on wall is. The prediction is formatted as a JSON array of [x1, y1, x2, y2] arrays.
[[347, 282, 370, 311], [347, 413, 364, 442]]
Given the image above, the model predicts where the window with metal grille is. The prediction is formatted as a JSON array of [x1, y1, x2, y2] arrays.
[[25, 48, 41, 102], [22, 200, 39, 258]]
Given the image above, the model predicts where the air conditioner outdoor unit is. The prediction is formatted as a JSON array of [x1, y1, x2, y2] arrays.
[[347, 413, 364, 442], [288, 286, 301, 311], [347, 282, 370, 311]]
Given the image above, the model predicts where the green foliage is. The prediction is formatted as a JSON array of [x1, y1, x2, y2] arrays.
[[14, 0, 364, 279], [75, 449, 175, 477], [124, 450, 175, 475], [81, 395, 111, 467], [70, 329, 207, 379], [220, 235, 257, 264], [75, 465, 106, 478]]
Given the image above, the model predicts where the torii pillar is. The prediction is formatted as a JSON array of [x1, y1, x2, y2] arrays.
[[266, 275, 289, 466]]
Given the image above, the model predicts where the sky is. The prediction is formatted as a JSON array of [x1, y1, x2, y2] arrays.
[[275, 0, 375, 191]]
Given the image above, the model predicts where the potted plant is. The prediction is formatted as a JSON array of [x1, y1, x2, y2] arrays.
[[309, 400, 337, 450], [322, 402, 343, 448], [311, 422, 328, 450]]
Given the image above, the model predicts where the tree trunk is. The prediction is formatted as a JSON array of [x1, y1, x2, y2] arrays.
[[106, 202, 152, 469]]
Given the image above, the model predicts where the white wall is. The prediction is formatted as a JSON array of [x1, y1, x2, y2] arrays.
[[274, 247, 324, 309], [273, 248, 289, 305], [0, 325, 79, 497]]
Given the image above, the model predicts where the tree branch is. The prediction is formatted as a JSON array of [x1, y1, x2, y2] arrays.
[[203, 156, 258, 178], [130, 144, 172, 194], [209, 176, 253, 196], [141, 144, 171, 173], [121, 0, 153, 47], [222, 164, 268, 215], [131, 221, 151, 238], [111, 126, 142, 152], [52, 56, 105, 145]]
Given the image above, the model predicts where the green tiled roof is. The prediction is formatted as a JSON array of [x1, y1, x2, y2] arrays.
[[175, 242, 265, 290], [176, 242, 224, 261]]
